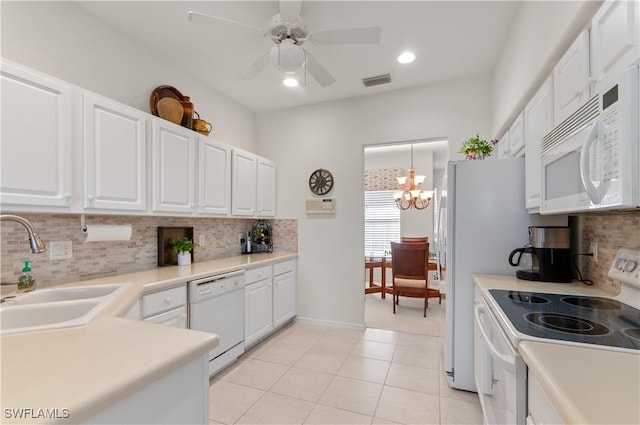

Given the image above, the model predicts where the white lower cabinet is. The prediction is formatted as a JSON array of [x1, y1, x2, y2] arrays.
[[85, 353, 209, 424], [527, 373, 564, 425], [244, 266, 274, 348], [273, 259, 297, 328], [244, 259, 297, 348], [141, 285, 188, 329]]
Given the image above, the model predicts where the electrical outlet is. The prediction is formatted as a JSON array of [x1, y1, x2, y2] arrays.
[[590, 242, 598, 263], [49, 241, 73, 260], [198, 234, 205, 246]]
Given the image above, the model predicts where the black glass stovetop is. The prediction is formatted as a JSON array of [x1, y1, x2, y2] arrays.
[[489, 289, 640, 351]]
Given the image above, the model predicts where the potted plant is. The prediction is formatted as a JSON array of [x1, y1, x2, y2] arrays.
[[459, 135, 499, 160], [170, 236, 197, 266]]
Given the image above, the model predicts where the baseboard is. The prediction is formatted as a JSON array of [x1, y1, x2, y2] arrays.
[[294, 316, 366, 330]]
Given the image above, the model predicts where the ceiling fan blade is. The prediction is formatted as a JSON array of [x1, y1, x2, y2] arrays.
[[187, 11, 265, 34], [305, 50, 336, 87], [279, 0, 302, 24], [309, 26, 381, 45], [239, 49, 272, 80]]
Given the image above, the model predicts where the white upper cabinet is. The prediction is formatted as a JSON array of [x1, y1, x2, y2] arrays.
[[524, 75, 554, 212], [83, 92, 148, 211], [553, 30, 591, 125], [591, 0, 640, 94], [508, 112, 525, 157], [0, 60, 72, 209], [198, 137, 231, 216], [152, 119, 197, 214], [497, 133, 510, 159], [257, 157, 277, 217], [232, 149, 258, 216]]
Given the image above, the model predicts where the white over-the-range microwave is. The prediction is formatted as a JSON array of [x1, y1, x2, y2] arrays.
[[540, 63, 639, 214]]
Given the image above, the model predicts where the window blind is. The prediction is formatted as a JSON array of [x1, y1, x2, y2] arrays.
[[364, 190, 400, 257]]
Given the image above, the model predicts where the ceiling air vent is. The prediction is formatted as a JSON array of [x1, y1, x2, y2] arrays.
[[362, 74, 391, 87]]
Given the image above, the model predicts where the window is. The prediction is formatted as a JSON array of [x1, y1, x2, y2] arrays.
[[364, 190, 400, 257]]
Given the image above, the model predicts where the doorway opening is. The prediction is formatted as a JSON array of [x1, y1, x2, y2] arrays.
[[363, 139, 448, 334]]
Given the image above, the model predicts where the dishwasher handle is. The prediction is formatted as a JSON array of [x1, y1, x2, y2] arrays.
[[189, 270, 245, 286]]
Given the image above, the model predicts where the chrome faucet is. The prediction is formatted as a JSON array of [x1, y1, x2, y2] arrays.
[[0, 214, 47, 253]]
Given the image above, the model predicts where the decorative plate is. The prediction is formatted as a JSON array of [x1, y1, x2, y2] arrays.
[[309, 168, 334, 195]]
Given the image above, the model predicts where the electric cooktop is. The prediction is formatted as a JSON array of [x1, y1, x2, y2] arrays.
[[488, 289, 640, 352]]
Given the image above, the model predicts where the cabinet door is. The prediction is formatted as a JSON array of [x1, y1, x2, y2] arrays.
[[152, 120, 197, 213], [143, 306, 188, 329], [244, 279, 273, 347], [273, 271, 296, 328], [524, 75, 554, 211], [198, 137, 231, 215], [232, 149, 257, 216], [497, 133, 510, 159], [257, 157, 277, 217], [83, 92, 147, 211], [591, 0, 640, 93], [553, 30, 590, 125], [0, 60, 72, 208], [508, 112, 525, 157]]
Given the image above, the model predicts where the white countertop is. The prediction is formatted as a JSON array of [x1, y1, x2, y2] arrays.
[[519, 341, 640, 425], [473, 274, 640, 425], [0, 252, 297, 424]]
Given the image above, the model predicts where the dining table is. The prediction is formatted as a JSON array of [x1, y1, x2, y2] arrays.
[[365, 256, 437, 299]]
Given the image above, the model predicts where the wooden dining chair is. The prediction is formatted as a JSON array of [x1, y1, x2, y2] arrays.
[[390, 241, 440, 317], [401, 236, 428, 243]]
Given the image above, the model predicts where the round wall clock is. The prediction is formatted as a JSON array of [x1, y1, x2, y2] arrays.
[[308, 169, 334, 195]]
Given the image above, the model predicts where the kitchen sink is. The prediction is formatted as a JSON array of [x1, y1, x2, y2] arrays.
[[0, 283, 129, 335], [9, 283, 125, 305], [1, 300, 102, 335]]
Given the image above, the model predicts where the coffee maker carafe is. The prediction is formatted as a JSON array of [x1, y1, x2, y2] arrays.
[[508, 244, 540, 281], [529, 226, 572, 282]]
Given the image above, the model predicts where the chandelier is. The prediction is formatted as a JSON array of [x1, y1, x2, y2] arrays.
[[393, 145, 433, 210]]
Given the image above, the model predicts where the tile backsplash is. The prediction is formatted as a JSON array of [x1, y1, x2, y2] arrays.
[[1, 214, 297, 287], [581, 211, 640, 293]]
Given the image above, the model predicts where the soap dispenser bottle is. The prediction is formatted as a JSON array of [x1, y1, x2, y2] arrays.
[[18, 260, 36, 292]]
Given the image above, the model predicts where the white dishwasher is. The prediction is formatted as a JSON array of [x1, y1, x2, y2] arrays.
[[188, 270, 245, 377]]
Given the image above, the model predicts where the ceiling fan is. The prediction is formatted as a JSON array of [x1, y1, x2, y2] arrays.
[[187, 1, 381, 87]]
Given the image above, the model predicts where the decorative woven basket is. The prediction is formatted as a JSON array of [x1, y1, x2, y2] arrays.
[[156, 97, 184, 124]]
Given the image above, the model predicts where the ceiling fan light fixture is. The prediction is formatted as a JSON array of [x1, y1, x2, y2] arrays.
[[283, 77, 299, 87], [270, 39, 306, 73], [397, 51, 416, 64]]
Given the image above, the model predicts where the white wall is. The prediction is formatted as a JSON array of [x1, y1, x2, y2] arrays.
[[257, 75, 492, 327], [0, 1, 257, 151], [491, 0, 602, 137]]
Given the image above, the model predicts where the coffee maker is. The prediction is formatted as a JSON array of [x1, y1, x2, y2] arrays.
[[509, 226, 572, 282]]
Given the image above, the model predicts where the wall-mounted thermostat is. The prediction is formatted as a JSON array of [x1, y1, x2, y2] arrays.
[[306, 198, 336, 214]]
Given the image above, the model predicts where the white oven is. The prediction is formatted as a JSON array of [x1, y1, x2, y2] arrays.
[[474, 288, 527, 425], [540, 64, 639, 214]]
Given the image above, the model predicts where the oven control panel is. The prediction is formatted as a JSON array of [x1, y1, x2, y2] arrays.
[[608, 248, 640, 287]]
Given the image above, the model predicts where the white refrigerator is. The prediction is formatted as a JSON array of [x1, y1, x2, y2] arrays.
[[442, 158, 566, 391]]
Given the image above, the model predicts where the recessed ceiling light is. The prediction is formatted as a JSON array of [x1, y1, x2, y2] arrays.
[[397, 51, 416, 64], [283, 77, 299, 87]]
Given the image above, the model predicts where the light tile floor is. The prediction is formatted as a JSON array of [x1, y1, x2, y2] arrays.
[[209, 297, 481, 425]]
